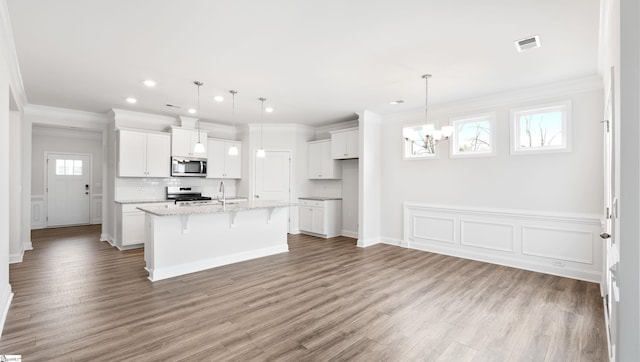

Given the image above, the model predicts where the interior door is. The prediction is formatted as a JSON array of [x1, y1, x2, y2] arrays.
[[601, 67, 618, 361], [255, 151, 291, 201], [46, 153, 91, 227]]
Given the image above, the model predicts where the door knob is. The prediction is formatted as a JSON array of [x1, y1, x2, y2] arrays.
[[255, 195, 260, 199], [600, 233, 611, 239]]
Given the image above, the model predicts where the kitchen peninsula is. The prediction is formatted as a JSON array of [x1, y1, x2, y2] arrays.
[[138, 200, 293, 281]]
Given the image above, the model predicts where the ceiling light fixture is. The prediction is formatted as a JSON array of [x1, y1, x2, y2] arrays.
[[256, 97, 267, 158], [228, 90, 239, 156], [411, 74, 453, 153], [143, 80, 156, 87], [214, 95, 224, 102], [193, 81, 206, 154], [126, 97, 137, 104], [265, 107, 274, 113], [188, 108, 196, 114], [389, 100, 404, 105]]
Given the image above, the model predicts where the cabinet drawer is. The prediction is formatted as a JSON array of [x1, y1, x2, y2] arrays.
[[299, 199, 324, 207]]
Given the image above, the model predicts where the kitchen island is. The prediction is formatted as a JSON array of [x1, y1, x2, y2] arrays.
[[137, 201, 293, 281]]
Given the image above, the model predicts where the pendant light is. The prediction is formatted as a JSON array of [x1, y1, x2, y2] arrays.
[[256, 97, 266, 158], [193, 80, 206, 154], [420, 74, 452, 152], [228, 90, 239, 156]]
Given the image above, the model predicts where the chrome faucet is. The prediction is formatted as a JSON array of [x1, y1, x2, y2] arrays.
[[219, 181, 226, 208]]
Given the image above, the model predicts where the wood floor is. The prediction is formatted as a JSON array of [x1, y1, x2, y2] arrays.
[[0, 225, 606, 361]]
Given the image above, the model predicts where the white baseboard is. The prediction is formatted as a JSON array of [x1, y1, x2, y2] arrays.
[[357, 237, 381, 248], [9, 250, 23, 264], [341, 229, 358, 238], [403, 202, 603, 283], [116, 244, 143, 251], [380, 237, 404, 247], [23, 241, 33, 251], [100, 233, 114, 246], [148, 244, 289, 282], [0, 284, 13, 337]]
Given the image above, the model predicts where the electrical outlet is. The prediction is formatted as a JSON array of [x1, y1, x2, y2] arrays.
[[551, 260, 565, 267]]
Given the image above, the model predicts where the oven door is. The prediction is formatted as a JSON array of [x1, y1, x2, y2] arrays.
[[171, 157, 207, 177]]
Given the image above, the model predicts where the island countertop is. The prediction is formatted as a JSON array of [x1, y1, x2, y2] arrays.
[[137, 200, 295, 216]]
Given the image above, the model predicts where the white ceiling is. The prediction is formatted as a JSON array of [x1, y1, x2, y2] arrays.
[[7, 0, 601, 127]]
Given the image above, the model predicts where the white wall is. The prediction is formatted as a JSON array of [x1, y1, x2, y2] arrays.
[[8, 111, 22, 262], [380, 78, 604, 242], [31, 126, 103, 196]]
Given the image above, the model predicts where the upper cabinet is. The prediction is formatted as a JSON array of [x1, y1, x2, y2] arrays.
[[207, 139, 242, 179], [171, 127, 208, 158], [118, 130, 170, 177], [308, 140, 342, 179], [331, 127, 359, 159]]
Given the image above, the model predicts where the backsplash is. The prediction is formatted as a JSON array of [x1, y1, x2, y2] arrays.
[[116, 177, 237, 201], [308, 179, 343, 198]]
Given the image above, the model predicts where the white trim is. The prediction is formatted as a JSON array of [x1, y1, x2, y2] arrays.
[[147, 244, 288, 282], [341, 229, 358, 238], [91, 194, 102, 224], [0, 0, 27, 110], [31, 195, 45, 229], [450, 112, 497, 158], [510, 100, 573, 155], [25, 104, 107, 130], [0, 283, 13, 337], [9, 248, 24, 264], [357, 237, 381, 248], [100, 233, 115, 246], [33, 125, 102, 140], [403, 202, 603, 283]]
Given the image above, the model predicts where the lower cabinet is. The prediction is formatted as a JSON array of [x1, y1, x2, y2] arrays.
[[116, 202, 172, 248], [298, 198, 342, 238]]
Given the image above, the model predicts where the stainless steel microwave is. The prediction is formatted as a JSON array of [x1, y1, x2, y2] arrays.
[[171, 157, 207, 177]]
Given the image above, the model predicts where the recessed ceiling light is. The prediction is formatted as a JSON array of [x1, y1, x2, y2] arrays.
[[515, 35, 541, 52], [188, 108, 197, 114], [126, 97, 137, 104], [265, 107, 274, 113], [214, 96, 224, 102], [389, 100, 404, 105], [143, 80, 156, 87]]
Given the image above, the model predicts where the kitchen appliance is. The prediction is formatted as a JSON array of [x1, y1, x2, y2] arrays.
[[166, 186, 213, 206], [171, 157, 207, 177]]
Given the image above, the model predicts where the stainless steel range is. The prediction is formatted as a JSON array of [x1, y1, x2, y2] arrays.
[[166, 186, 214, 206]]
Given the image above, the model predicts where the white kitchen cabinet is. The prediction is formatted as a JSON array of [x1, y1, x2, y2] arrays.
[[298, 198, 342, 238], [116, 202, 172, 248], [171, 127, 208, 158], [308, 140, 342, 179], [118, 130, 170, 177], [207, 139, 242, 179], [331, 127, 359, 159]]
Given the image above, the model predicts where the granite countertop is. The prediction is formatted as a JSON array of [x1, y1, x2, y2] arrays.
[[115, 199, 171, 205], [299, 196, 343, 201], [137, 200, 296, 216]]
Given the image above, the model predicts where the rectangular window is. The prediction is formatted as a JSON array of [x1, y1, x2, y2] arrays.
[[403, 125, 438, 159], [510, 101, 571, 154], [56, 159, 83, 176], [451, 113, 496, 157]]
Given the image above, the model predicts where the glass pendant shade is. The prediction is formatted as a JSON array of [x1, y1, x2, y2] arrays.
[[194, 142, 205, 153], [256, 148, 266, 158], [228, 144, 238, 156]]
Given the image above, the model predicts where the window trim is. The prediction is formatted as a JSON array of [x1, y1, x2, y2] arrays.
[[402, 123, 440, 160], [510, 100, 572, 155], [450, 112, 496, 158]]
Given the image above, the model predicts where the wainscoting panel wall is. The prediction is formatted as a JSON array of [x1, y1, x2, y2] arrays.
[[402, 203, 603, 282], [31, 195, 45, 229]]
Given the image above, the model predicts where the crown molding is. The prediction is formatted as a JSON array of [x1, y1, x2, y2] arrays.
[[0, 0, 27, 111], [24, 104, 108, 130], [384, 75, 604, 122], [32, 125, 102, 140], [110, 108, 178, 124]]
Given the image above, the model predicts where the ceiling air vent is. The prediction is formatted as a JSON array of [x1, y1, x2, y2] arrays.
[[515, 35, 541, 52]]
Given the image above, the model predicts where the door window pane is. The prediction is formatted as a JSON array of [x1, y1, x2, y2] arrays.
[[55, 159, 84, 175]]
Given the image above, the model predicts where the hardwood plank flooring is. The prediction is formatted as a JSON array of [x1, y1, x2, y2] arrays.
[[0, 225, 606, 361]]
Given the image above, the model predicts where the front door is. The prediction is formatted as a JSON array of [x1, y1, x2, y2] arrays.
[[46, 153, 91, 227], [601, 68, 619, 361]]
